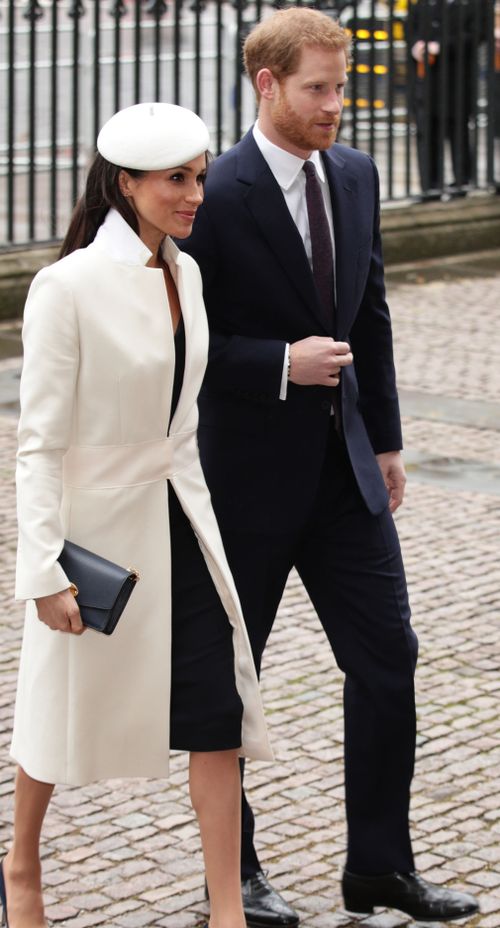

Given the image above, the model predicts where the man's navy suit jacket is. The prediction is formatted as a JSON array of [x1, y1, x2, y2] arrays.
[[182, 130, 403, 534]]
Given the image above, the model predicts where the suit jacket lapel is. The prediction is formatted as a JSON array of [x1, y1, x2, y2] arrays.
[[323, 148, 359, 340], [236, 132, 331, 335]]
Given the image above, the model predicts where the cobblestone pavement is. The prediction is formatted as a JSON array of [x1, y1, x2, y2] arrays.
[[1, 255, 500, 928]]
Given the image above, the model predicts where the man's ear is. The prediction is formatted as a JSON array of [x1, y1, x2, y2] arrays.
[[256, 68, 278, 100]]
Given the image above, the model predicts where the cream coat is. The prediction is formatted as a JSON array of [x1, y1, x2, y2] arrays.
[[12, 209, 272, 786]]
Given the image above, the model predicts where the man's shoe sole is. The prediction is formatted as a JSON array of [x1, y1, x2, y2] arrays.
[[344, 901, 479, 923]]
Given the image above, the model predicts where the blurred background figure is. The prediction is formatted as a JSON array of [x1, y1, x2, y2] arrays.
[[143, 0, 168, 15], [409, 0, 487, 200], [105, 0, 169, 17]]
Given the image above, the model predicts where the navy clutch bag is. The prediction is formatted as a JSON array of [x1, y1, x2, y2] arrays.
[[58, 540, 139, 635]]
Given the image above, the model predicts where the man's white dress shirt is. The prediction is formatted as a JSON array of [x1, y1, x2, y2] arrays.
[[252, 122, 336, 399]]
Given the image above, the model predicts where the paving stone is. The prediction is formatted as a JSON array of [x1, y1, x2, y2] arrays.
[[475, 917, 500, 928], [114, 913, 157, 928], [60, 915, 109, 928], [469, 893, 500, 914], [364, 915, 408, 928], [45, 902, 81, 922]]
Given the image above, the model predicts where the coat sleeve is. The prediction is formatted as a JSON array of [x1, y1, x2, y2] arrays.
[[15, 266, 79, 600], [348, 157, 403, 455]]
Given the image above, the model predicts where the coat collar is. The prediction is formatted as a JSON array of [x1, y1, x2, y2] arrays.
[[91, 208, 203, 436], [235, 127, 349, 188], [92, 207, 182, 269]]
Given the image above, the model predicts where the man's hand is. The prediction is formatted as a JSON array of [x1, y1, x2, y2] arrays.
[[376, 451, 407, 513], [289, 336, 353, 387], [35, 589, 85, 635]]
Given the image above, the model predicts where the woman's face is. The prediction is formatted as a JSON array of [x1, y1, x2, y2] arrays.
[[119, 153, 207, 251]]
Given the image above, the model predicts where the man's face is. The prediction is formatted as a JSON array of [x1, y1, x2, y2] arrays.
[[269, 45, 347, 158]]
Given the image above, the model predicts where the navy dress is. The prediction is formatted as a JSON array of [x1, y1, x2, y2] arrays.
[[168, 318, 243, 751]]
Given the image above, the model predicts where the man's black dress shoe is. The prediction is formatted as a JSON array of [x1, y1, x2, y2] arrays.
[[241, 872, 299, 928], [342, 870, 479, 922], [0, 861, 9, 928]]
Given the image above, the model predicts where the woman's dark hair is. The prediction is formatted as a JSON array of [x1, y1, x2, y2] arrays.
[[59, 153, 145, 258]]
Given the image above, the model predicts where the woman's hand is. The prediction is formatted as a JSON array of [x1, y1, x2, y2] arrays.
[[35, 589, 85, 635]]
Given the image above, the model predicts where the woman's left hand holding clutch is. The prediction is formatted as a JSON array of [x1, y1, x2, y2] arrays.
[[35, 589, 86, 635]]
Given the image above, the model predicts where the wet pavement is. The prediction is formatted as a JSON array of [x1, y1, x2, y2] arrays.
[[0, 252, 499, 927]]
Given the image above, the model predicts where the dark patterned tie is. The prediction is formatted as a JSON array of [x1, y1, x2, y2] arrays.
[[303, 160, 342, 433], [303, 160, 335, 333]]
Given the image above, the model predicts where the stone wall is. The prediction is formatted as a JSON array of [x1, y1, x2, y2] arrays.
[[1, 195, 500, 321]]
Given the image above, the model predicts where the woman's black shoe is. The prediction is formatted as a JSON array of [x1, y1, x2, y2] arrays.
[[0, 861, 9, 928], [204, 871, 299, 927], [241, 872, 299, 927]]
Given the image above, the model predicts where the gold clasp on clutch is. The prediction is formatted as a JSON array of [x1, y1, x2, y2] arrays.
[[128, 568, 140, 582]]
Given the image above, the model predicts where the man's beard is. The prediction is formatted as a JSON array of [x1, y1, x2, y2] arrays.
[[272, 90, 339, 152]]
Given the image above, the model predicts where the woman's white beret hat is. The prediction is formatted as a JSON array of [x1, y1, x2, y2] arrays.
[[97, 102, 210, 170]]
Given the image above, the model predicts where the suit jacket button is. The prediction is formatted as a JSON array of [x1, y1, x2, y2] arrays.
[[321, 400, 331, 411]]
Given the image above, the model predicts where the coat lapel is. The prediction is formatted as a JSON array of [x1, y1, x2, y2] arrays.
[[165, 241, 209, 435], [236, 132, 331, 335]]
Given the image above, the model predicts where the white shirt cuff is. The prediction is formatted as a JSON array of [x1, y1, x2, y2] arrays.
[[279, 344, 290, 400]]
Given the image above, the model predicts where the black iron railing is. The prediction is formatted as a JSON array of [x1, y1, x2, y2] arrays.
[[1, 0, 499, 248]]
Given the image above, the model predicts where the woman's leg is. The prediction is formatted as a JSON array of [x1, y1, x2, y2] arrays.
[[3, 765, 53, 928], [190, 749, 245, 928]]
